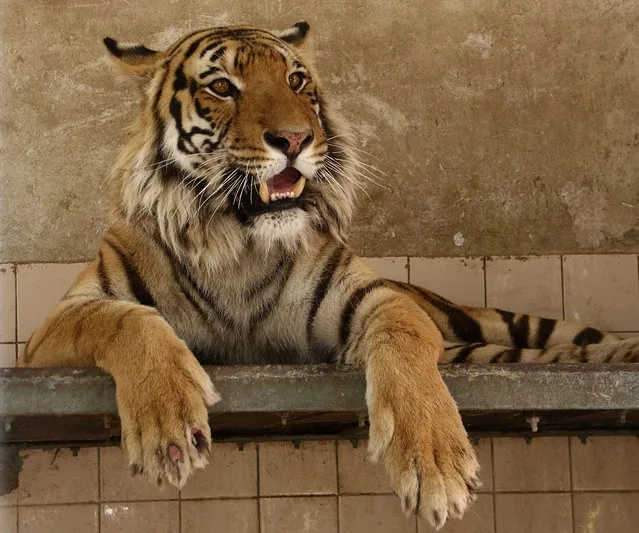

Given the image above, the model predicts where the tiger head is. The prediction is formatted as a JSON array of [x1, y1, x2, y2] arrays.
[[106, 23, 359, 267]]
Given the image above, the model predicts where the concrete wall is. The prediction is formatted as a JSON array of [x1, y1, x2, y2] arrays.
[[1, 0, 638, 262]]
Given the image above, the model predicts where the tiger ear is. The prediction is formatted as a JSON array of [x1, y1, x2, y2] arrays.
[[103, 37, 164, 78], [276, 21, 310, 48]]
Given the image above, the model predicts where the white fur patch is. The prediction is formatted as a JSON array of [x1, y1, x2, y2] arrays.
[[248, 209, 311, 253]]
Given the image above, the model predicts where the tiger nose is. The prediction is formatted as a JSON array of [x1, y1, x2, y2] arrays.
[[264, 129, 314, 157]]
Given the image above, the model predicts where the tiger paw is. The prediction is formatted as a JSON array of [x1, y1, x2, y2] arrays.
[[115, 346, 219, 488], [367, 368, 480, 529]]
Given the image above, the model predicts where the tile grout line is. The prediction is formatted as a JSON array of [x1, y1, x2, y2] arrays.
[[13, 263, 18, 364], [335, 441, 341, 533], [178, 463, 182, 533], [97, 448, 101, 533], [483, 257, 488, 308], [490, 438, 497, 533], [256, 442, 262, 533], [16, 380, 20, 533], [560, 255, 566, 321], [568, 438, 576, 533], [36, 488, 636, 505]]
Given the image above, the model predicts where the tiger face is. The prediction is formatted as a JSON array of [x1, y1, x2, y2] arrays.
[[107, 23, 357, 256]]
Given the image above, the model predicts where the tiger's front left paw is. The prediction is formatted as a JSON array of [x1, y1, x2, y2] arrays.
[[367, 370, 480, 530]]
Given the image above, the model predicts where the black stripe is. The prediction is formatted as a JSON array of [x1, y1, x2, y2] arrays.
[[103, 239, 156, 308], [104, 38, 157, 59], [199, 41, 225, 59], [175, 260, 235, 330], [154, 238, 210, 324], [410, 285, 485, 344], [235, 47, 246, 71], [151, 64, 171, 145], [249, 259, 296, 327], [173, 64, 187, 91], [497, 310, 530, 348], [26, 300, 97, 362], [306, 245, 345, 343], [184, 35, 210, 60], [341, 298, 392, 363], [199, 66, 222, 79], [339, 280, 386, 346], [491, 348, 522, 363], [208, 45, 227, 62], [244, 254, 288, 300], [579, 345, 589, 362], [97, 250, 114, 297], [451, 343, 484, 363], [536, 318, 556, 348], [573, 327, 604, 346]]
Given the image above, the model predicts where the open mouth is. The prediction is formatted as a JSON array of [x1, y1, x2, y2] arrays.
[[234, 167, 307, 217], [258, 167, 306, 204]]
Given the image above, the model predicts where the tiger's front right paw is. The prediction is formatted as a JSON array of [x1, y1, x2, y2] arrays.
[[115, 347, 219, 488], [367, 368, 480, 529]]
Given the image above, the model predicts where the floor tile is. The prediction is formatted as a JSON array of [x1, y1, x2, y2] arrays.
[[570, 436, 639, 490], [493, 437, 570, 492], [19, 504, 98, 533], [573, 492, 639, 533], [418, 494, 494, 532], [181, 442, 257, 499], [101, 501, 179, 533], [0, 265, 16, 343], [261, 496, 337, 533], [339, 495, 415, 533], [182, 499, 258, 533], [16, 263, 87, 341], [99, 447, 178, 502], [410, 257, 485, 307], [364, 257, 409, 282], [495, 493, 572, 533], [337, 440, 391, 494], [486, 256, 562, 319], [0, 344, 16, 368], [0, 506, 16, 533], [259, 441, 337, 496], [18, 448, 98, 505], [563, 255, 639, 331], [474, 439, 493, 493]]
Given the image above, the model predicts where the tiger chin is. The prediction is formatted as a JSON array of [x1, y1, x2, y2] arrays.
[[18, 21, 639, 531]]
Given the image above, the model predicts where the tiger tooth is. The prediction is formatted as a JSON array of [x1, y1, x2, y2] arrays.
[[259, 183, 270, 204], [270, 193, 277, 201], [292, 176, 306, 199]]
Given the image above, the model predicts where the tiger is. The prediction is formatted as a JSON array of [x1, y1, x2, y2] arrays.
[[17, 21, 639, 529]]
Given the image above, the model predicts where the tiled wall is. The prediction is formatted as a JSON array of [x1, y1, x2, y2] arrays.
[[1, 255, 638, 365], [1, 255, 638, 532], [2, 437, 639, 533]]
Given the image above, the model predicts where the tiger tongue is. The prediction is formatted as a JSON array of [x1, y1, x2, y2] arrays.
[[269, 167, 300, 192], [258, 167, 306, 203]]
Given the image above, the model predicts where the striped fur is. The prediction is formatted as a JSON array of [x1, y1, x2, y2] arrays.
[[17, 23, 638, 529]]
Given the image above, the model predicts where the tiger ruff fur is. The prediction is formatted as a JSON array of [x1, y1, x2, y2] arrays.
[[18, 22, 639, 529]]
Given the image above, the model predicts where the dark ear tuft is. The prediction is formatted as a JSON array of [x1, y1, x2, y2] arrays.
[[277, 21, 311, 47], [103, 36, 162, 78], [103, 37, 122, 58], [293, 21, 310, 39]]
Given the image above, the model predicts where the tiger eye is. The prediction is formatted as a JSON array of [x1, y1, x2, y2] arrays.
[[288, 72, 304, 91], [210, 78, 232, 97]]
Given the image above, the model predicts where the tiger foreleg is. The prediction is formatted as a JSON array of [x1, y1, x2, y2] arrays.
[[342, 290, 480, 529], [19, 296, 218, 488]]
